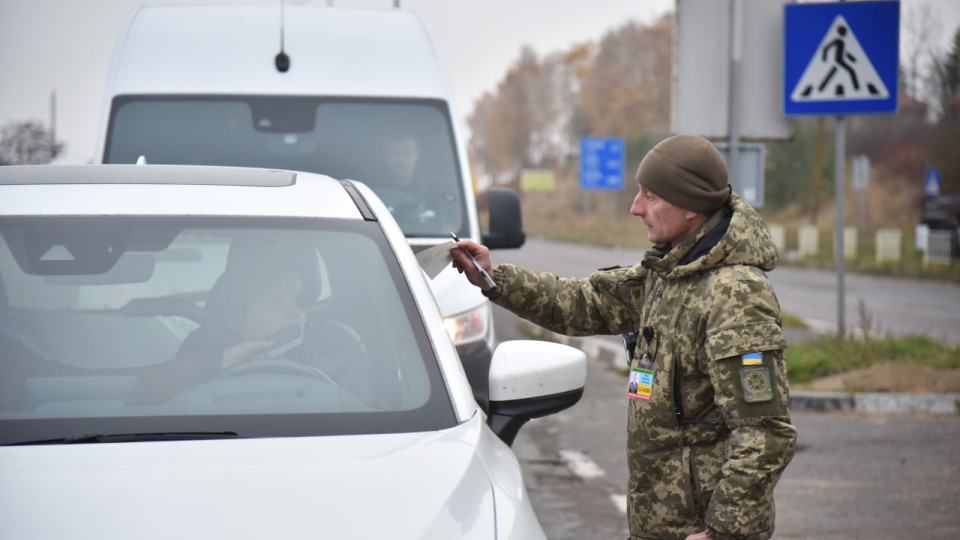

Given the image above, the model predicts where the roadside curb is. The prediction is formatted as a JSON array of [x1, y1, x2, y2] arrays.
[[515, 320, 960, 416]]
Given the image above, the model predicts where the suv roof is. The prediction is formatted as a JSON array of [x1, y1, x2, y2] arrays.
[[0, 164, 296, 187], [0, 165, 374, 220]]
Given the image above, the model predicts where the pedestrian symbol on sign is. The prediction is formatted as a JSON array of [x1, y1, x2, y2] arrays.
[[790, 15, 889, 102]]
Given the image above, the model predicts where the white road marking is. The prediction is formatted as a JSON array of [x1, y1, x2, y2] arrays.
[[610, 493, 628, 515], [558, 449, 605, 479]]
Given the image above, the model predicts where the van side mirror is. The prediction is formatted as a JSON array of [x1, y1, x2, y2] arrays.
[[483, 187, 525, 250]]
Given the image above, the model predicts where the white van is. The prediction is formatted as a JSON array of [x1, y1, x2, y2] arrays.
[[94, 5, 525, 406]]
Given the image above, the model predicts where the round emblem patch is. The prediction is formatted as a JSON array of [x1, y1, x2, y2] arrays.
[[740, 364, 773, 403]]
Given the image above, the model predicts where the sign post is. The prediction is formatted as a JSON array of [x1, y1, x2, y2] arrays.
[[784, 1, 899, 338], [852, 155, 871, 246]]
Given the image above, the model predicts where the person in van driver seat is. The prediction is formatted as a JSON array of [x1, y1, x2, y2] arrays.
[[450, 134, 797, 540], [383, 133, 423, 190], [377, 132, 458, 230]]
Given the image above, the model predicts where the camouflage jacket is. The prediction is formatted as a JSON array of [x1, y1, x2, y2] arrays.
[[486, 194, 797, 540]]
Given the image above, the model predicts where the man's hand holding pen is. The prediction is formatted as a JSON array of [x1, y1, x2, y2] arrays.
[[449, 236, 497, 292]]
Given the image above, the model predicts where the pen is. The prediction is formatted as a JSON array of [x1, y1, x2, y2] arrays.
[[451, 232, 498, 290]]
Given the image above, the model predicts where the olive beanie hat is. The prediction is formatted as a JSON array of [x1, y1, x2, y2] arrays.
[[635, 134, 731, 214]]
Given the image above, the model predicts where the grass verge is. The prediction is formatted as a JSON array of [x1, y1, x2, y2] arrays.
[[781, 312, 809, 329], [785, 335, 960, 384]]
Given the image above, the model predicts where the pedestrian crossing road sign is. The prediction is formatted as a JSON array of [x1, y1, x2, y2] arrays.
[[784, 1, 899, 115]]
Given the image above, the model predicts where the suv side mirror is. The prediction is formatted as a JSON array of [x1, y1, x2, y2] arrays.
[[483, 187, 525, 250], [486, 340, 586, 446]]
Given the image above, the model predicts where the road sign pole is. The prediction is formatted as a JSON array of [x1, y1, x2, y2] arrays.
[[582, 191, 592, 226], [727, 0, 743, 191], [610, 191, 618, 226], [835, 115, 846, 339]]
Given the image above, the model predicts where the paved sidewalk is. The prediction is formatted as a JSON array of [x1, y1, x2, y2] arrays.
[[516, 320, 960, 416]]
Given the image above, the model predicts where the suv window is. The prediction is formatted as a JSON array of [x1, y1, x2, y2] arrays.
[[0, 216, 454, 445], [104, 97, 467, 238]]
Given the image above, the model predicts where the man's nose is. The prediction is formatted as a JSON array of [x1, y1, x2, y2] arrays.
[[630, 196, 645, 216]]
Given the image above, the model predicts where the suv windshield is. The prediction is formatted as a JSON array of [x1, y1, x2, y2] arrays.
[[103, 97, 467, 239], [0, 216, 454, 445]]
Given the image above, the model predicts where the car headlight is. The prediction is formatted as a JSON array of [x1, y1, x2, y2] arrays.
[[443, 304, 490, 345]]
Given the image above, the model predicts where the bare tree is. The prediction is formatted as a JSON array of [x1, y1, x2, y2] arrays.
[[578, 15, 672, 138], [467, 14, 674, 186], [0, 120, 64, 165], [901, 2, 942, 107], [467, 46, 563, 184], [928, 28, 960, 123]]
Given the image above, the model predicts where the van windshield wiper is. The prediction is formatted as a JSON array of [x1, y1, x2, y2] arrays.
[[5, 431, 241, 446]]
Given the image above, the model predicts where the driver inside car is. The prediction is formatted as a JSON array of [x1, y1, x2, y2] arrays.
[[164, 247, 381, 407], [176, 260, 306, 373], [0, 240, 381, 410]]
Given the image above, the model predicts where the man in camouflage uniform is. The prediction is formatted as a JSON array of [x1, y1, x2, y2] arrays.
[[451, 134, 797, 540]]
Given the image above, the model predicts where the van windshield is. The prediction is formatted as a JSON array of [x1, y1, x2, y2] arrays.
[[104, 96, 467, 239]]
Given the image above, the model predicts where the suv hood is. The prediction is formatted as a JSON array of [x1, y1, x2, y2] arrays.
[[0, 423, 499, 539]]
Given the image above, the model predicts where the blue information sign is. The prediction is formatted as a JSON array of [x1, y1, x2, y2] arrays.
[[925, 168, 941, 197], [784, 1, 899, 116], [580, 137, 624, 191]]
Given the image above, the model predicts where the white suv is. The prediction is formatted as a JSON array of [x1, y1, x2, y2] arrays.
[[0, 164, 584, 540]]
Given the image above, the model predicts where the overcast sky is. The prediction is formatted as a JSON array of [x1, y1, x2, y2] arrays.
[[1, 0, 957, 164]]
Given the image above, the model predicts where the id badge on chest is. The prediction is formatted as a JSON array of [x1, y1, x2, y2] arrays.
[[627, 327, 656, 401], [627, 359, 655, 400]]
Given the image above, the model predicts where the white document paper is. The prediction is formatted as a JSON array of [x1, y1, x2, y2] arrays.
[[416, 241, 457, 279]]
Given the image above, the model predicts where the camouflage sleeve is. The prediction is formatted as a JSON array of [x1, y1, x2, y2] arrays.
[[702, 273, 798, 539], [484, 263, 645, 336]]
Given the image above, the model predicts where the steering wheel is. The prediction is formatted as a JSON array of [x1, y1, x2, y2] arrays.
[[217, 358, 337, 386], [303, 318, 400, 409]]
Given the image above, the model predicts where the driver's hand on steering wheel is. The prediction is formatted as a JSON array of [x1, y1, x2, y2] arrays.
[[220, 340, 274, 370]]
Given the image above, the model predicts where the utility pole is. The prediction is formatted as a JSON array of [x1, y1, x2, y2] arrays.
[[49, 90, 57, 146], [726, 0, 743, 191], [810, 117, 825, 224], [835, 116, 846, 338]]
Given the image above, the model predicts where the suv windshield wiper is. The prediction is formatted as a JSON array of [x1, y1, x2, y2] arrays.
[[5, 431, 242, 446]]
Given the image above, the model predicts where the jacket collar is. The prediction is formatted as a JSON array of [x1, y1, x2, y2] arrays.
[[641, 193, 777, 279], [642, 203, 728, 276]]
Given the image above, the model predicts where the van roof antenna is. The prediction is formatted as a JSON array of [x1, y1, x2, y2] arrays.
[[274, 0, 290, 73]]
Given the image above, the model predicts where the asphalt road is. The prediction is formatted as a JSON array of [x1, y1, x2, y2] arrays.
[[490, 237, 960, 539], [492, 237, 960, 345], [510, 346, 960, 539]]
